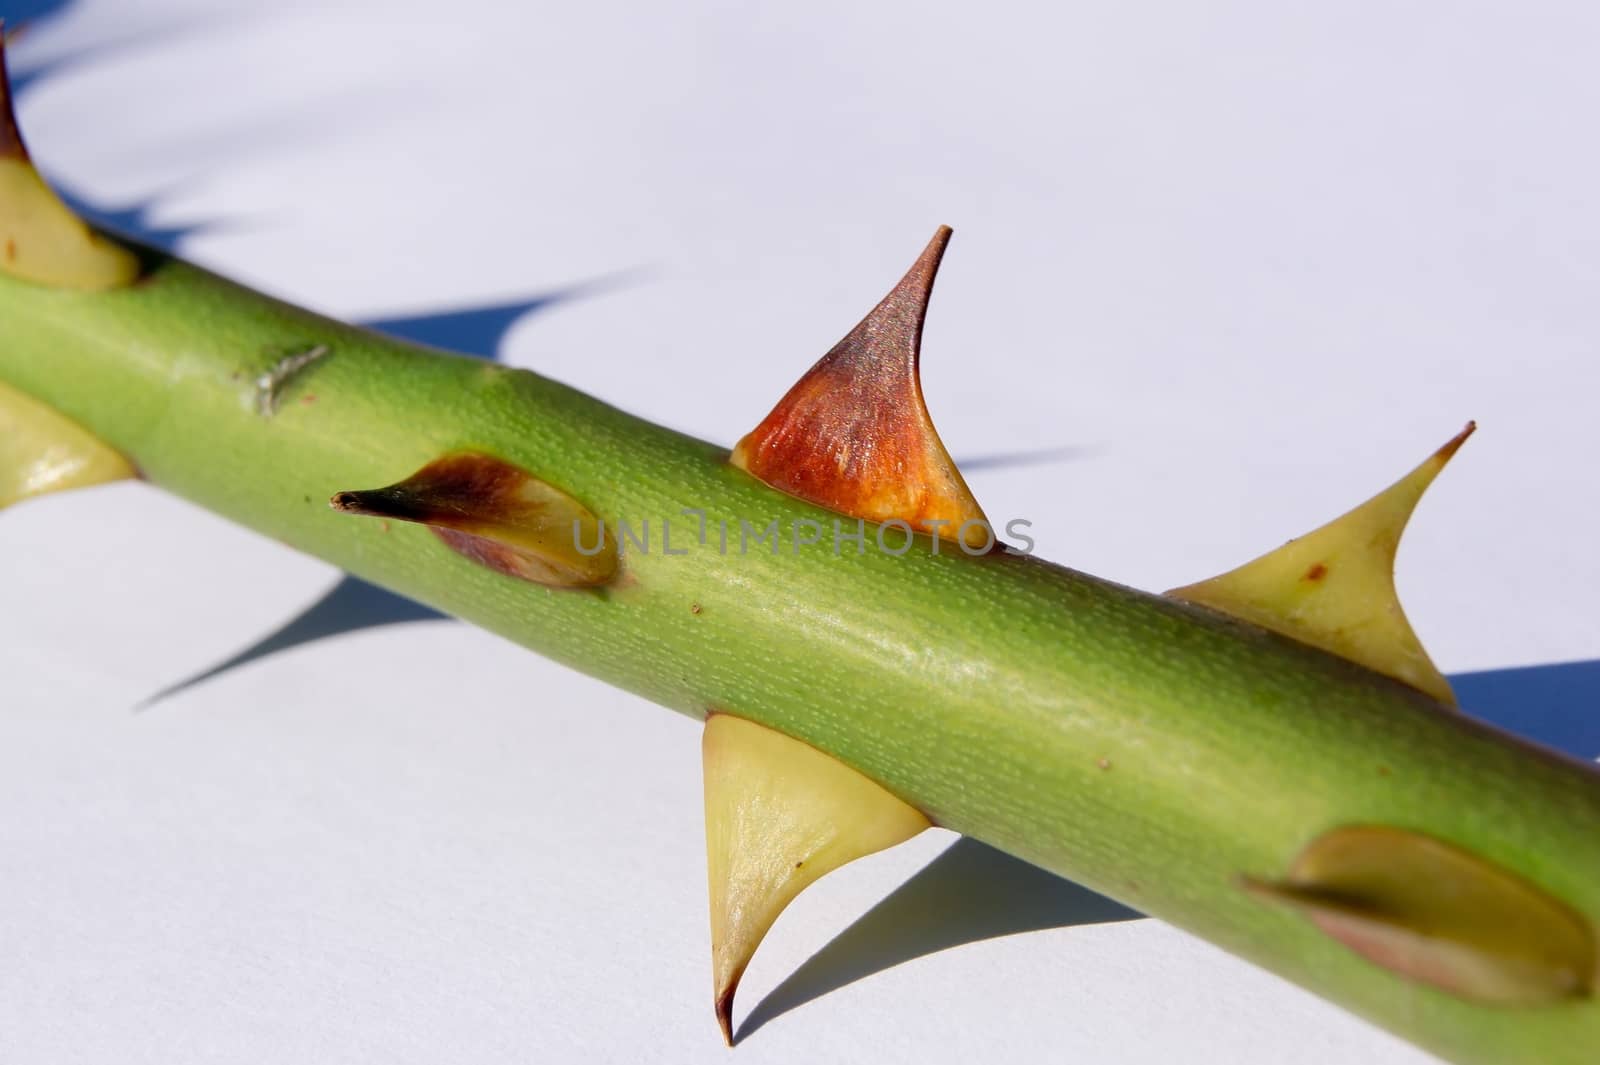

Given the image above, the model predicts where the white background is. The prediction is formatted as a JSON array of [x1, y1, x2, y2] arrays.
[[3, 2, 1598, 1062]]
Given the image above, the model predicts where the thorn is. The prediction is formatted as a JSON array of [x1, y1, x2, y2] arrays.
[[330, 452, 618, 588], [703, 714, 929, 1050], [730, 227, 991, 548], [1168, 423, 1476, 704]]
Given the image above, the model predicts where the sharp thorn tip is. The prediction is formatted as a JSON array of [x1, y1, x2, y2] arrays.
[[715, 988, 736, 1046]]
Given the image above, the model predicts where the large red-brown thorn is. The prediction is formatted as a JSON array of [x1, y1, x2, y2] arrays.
[[730, 226, 991, 548]]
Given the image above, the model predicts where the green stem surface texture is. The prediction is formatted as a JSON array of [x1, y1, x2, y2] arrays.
[[3, 247, 1598, 1064]]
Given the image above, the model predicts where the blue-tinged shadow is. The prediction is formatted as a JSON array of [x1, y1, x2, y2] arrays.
[[1455, 659, 1600, 763], [4, 3, 73, 98], [6, 3, 196, 102], [137, 577, 444, 709], [61, 186, 214, 252], [367, 298, 565, 360], [734, 837, 1140, 1042], [7, 3, 231, 250], [4, 1, 70, 29], [955, 444, 1100, 473]]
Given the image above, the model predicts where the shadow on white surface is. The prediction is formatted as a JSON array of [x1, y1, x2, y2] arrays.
[[735, 836, 1141, 1043], [366, 298, 572, 359], [136, 576, 446, 708], [3, 0, 67, 21], [952, 444, 1102, 474], [6, 1, 221, 105], [60, 184, 218, 252], [1456, 659, 1600, 763], [6, 1, 81, 97]]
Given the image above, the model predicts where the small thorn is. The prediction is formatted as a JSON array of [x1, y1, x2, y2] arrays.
[[330, 452, 617, 588]]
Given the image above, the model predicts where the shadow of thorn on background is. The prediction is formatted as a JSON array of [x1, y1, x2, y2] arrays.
[[18, 2, 1595, 1045]]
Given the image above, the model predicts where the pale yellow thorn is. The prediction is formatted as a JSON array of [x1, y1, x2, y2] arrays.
[[0, 30, 141, 290], [1168, 423, 1474, 706], [0, 380, 134, 508], [702, 714, 930, 1044]]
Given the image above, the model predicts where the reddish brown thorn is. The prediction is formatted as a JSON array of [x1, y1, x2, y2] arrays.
[[730, 227, 990, 548], [1435, 420, 1477, 464], [330, 452, 617, 588]]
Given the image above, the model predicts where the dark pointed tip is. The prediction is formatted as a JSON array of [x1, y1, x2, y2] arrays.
[[1433, 420, 1477, 465], [835, 225, 955, 369], [896, 225, 953, 305], [715, 986, 736, 1047], [1237, 874, 1286, 901], [0, 26, 23, 162], [327, 489, 404, 520], [328, 490, 370, 513]]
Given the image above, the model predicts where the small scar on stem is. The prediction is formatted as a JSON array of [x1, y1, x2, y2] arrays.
[[255, 344, 330, 416]]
